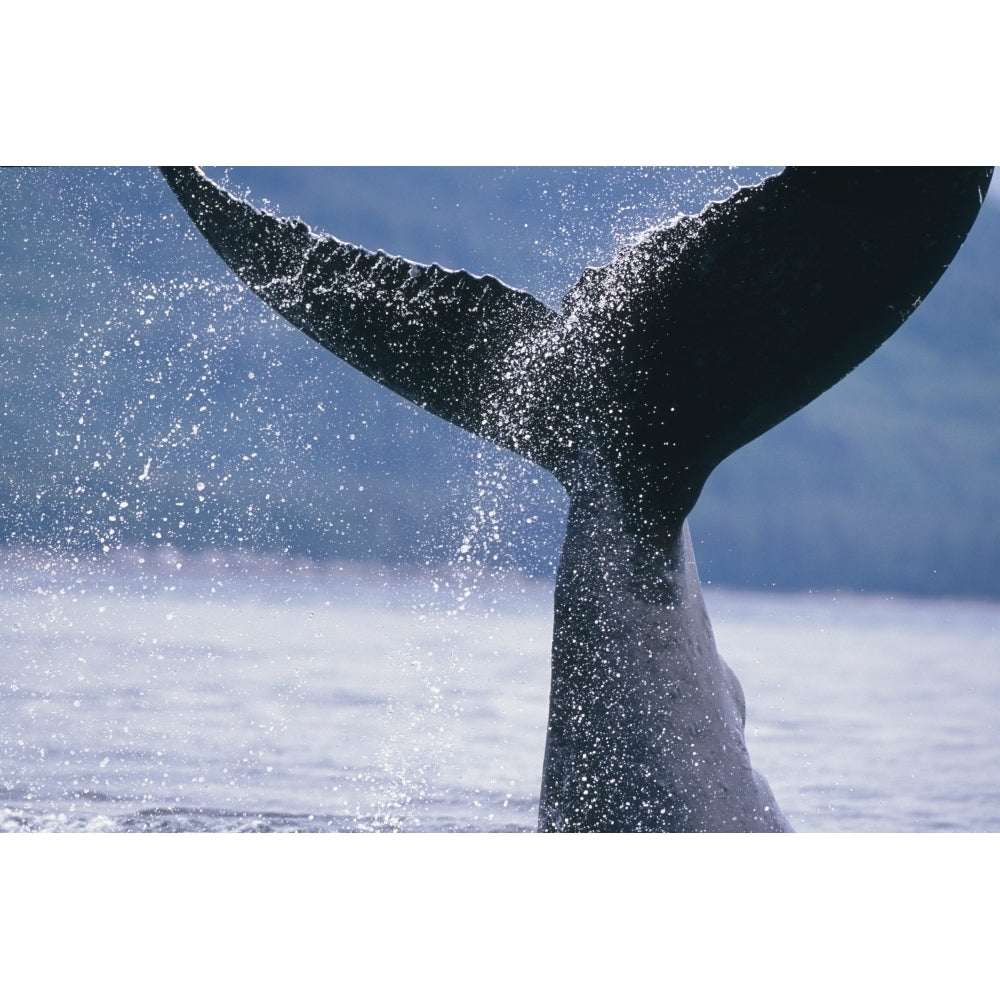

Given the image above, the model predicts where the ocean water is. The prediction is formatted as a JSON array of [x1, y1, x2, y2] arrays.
[[2, 548, 998, 833]]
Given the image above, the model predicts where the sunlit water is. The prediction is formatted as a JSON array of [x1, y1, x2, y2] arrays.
[[2, 549, 998, 833]]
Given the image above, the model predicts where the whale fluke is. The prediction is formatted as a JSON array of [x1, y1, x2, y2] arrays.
[[162, 166, 992, 831]]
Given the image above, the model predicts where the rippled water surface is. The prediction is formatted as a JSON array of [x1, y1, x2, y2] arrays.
[[2, 550, 998, 832]]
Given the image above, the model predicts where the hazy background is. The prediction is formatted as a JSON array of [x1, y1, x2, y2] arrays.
[[2, 166, 997, 596]]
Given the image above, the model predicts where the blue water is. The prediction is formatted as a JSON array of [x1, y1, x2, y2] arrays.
[[2, 548, 998, 832]]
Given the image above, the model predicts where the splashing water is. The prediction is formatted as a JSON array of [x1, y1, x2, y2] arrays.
[[3, 166, 793, 831]]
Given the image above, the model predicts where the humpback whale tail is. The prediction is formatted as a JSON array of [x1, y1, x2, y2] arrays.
[[161, 166, 992, 831], [161, 167, 991, 531]]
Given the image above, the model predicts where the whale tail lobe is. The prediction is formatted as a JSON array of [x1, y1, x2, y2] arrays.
[[554, 166, 993, 525], [159, 166, 560, 469]]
